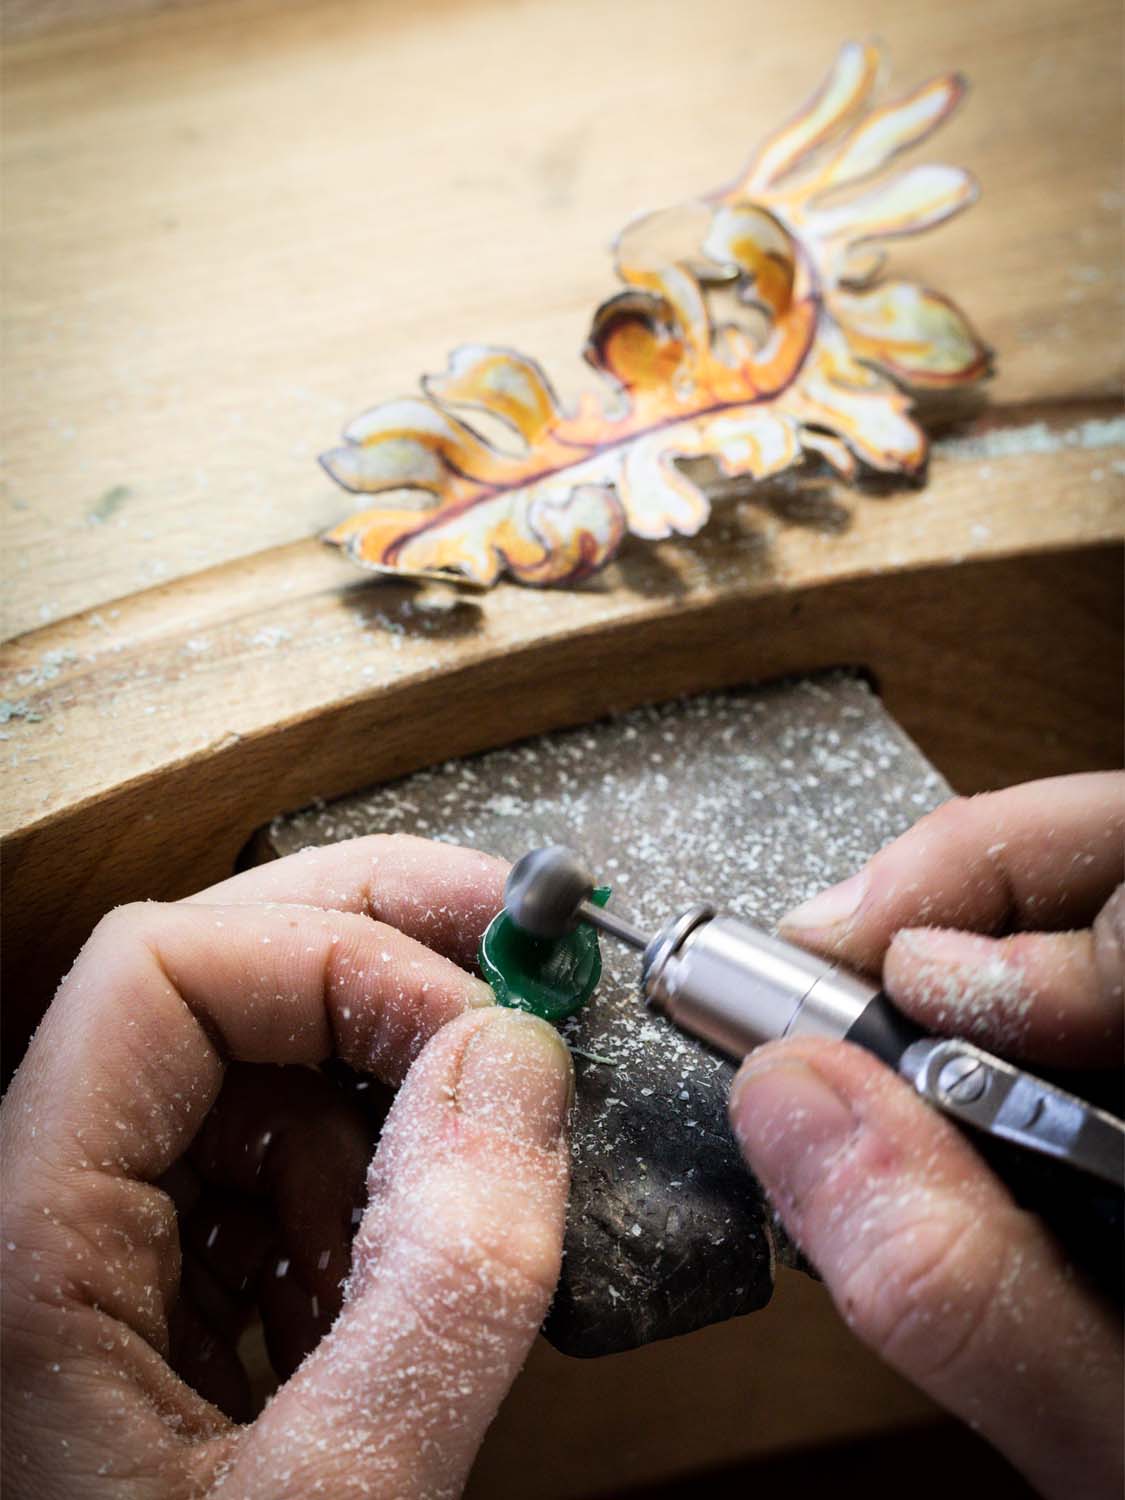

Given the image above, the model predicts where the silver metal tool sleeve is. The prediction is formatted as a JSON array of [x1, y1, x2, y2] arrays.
[[642, 914, 880, 1059]]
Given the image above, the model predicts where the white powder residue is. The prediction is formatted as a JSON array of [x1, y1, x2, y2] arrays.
[[893, 933, 1033, 1051], [271, 673, 952, 1333], [936, 415, 1125, 463]]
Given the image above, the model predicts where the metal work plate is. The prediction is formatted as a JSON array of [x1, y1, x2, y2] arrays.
[[269, 672, 950, 1356]]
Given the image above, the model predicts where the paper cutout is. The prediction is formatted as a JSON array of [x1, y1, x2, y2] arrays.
[[321, 41, 990, 587]]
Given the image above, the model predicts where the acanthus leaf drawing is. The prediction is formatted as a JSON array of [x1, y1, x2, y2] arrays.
[[321, 41, 991, 587]]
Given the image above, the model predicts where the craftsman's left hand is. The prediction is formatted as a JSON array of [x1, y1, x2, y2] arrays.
[[1, 835, 572, 1499]]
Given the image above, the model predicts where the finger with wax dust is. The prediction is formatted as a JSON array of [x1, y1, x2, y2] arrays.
[[779, 773, 1125, 1065], [1, 866, 569, 1497], [232, 1008, 572, 1499], [188, 831, 509, 972], [729, 1036, 1124, 1500]]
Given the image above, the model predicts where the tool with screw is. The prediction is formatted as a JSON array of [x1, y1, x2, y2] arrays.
[[504, 847, 1125, 1193]]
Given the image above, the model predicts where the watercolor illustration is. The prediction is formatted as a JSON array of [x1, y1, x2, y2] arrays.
[[321, 41, 991, 587]]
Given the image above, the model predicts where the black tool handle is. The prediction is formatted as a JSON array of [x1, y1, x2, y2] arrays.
[[844, 992, 1122, 1302], [843, 989, 925, 1065]]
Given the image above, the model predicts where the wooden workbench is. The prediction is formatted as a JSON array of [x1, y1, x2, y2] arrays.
[[3, 0, 1123, 1026], [1, 0, 1121, 1490]]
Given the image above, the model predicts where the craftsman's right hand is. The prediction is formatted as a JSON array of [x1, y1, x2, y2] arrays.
[[728, 772, 1124, 1500]]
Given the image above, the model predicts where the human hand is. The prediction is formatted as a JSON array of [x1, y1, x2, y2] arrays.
[[2, 835, 573, 1499], [728, 772, 1124, 1500]]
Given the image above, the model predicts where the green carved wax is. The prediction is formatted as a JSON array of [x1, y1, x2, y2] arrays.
[[479, 886, 610, 1022]]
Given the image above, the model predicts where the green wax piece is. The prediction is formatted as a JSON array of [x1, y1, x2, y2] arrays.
[[479, 886, 611, 1023]]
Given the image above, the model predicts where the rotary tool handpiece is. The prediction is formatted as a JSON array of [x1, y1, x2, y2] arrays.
[[641, 906, 921, 1067], [640, 907, 1124, 1192], [502, 847, 1125, 1196]]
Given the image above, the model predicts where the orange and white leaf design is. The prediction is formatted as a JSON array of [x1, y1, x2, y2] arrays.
[[833, 282, 991, 386], [737, 39, 882, 193], [322, 41, 991, 587], [804, 165, 978, 247], [809, 73, 967, 190]]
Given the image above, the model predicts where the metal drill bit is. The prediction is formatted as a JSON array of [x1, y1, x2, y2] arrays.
[[504, 845, 650, 948], [576, 900, 649, 950]]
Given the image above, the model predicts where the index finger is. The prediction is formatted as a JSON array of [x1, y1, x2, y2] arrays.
[[187, 833, 508, 969], [0, 899, 494, 1381], [779, 773, 1125, 974]]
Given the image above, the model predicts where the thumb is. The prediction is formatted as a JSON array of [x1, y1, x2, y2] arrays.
[[223, 1007, 573, 1500]]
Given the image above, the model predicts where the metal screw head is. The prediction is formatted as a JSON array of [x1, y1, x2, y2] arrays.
[[937, 1054, 988, 1103]]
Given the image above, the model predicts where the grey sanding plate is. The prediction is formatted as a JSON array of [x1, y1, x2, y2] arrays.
[[269, 672, 950, 1357]]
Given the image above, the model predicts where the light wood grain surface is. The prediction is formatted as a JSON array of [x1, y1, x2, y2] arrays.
[[3, 0, 1124, 1033], [2, 0, 1122, 639], [4, 501, 1121, 1044], [1, 4, 1121, 1490]]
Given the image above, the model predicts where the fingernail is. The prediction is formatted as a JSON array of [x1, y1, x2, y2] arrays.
[[467, 977, 498, 1009], [457, 1010, 573, 1148], [781, 869, 867, 934], [730, 1056, 858, 1204]]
